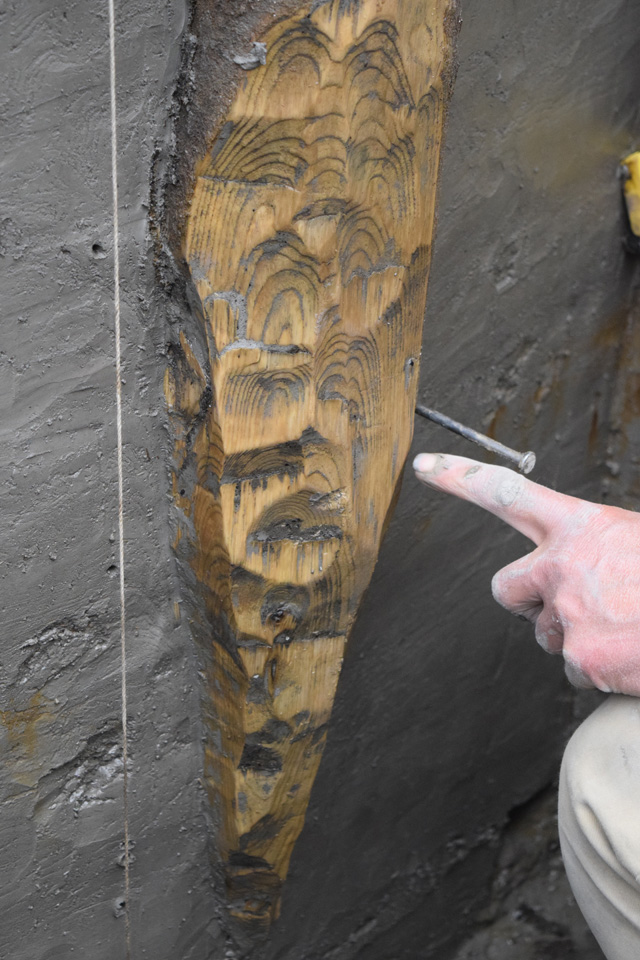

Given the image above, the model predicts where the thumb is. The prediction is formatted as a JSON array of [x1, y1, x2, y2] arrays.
[[413, 452, 582, 545], [491, 553, 543, 620]]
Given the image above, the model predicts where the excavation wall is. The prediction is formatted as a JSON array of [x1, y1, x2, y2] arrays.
[[2, 1, 639, 958]]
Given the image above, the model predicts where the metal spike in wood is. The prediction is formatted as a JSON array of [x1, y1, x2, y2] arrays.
[[165, 0, 457, 939]]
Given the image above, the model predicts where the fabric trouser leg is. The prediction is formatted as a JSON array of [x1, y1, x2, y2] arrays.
[[559, 694, 640, 960]]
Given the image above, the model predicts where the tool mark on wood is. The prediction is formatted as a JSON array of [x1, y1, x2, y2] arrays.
[[167, 0, 455, 940]]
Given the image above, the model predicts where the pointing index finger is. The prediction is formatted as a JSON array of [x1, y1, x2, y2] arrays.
[[413, 452, 578, 545]]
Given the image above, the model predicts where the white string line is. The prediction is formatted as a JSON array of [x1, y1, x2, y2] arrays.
[[108, 1, 131, 956]]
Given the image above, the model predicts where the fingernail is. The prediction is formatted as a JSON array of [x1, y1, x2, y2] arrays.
[[413, 453, 438, 474]]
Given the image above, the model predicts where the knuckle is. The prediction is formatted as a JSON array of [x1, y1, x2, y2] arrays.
[[491, 569, 509, 607], [492, 472, 524, 509]]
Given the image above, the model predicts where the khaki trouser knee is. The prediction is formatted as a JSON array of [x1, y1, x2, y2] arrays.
[[559, 695, 640, 960]]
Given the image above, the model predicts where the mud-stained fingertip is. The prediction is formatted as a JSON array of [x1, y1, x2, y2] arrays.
[[413, 453, 439, 474]]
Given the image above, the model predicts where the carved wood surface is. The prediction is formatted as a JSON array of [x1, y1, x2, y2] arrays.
[[166, 0, 454, 935]]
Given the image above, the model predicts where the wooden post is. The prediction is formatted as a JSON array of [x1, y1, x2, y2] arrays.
[[164, 0, 458, 941]]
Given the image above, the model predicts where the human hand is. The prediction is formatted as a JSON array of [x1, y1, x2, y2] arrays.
[[413, 452, 640, 696]]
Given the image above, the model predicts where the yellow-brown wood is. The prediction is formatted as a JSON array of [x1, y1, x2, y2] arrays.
[[166, 0, 455, 935]]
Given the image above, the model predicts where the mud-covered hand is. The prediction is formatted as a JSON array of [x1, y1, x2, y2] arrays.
[[413, 452, 640, 696]]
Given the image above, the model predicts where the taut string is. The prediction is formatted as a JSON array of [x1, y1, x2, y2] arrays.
[[107, 1, 131, 956]]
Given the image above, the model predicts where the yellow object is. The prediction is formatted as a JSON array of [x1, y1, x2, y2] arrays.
[[622, 151, 640, 236]]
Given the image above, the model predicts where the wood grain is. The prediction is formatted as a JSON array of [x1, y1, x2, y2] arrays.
[[167, 0, 454, 935]]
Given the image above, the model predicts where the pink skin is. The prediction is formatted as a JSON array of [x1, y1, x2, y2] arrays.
[[413, 452, 640, 697]]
